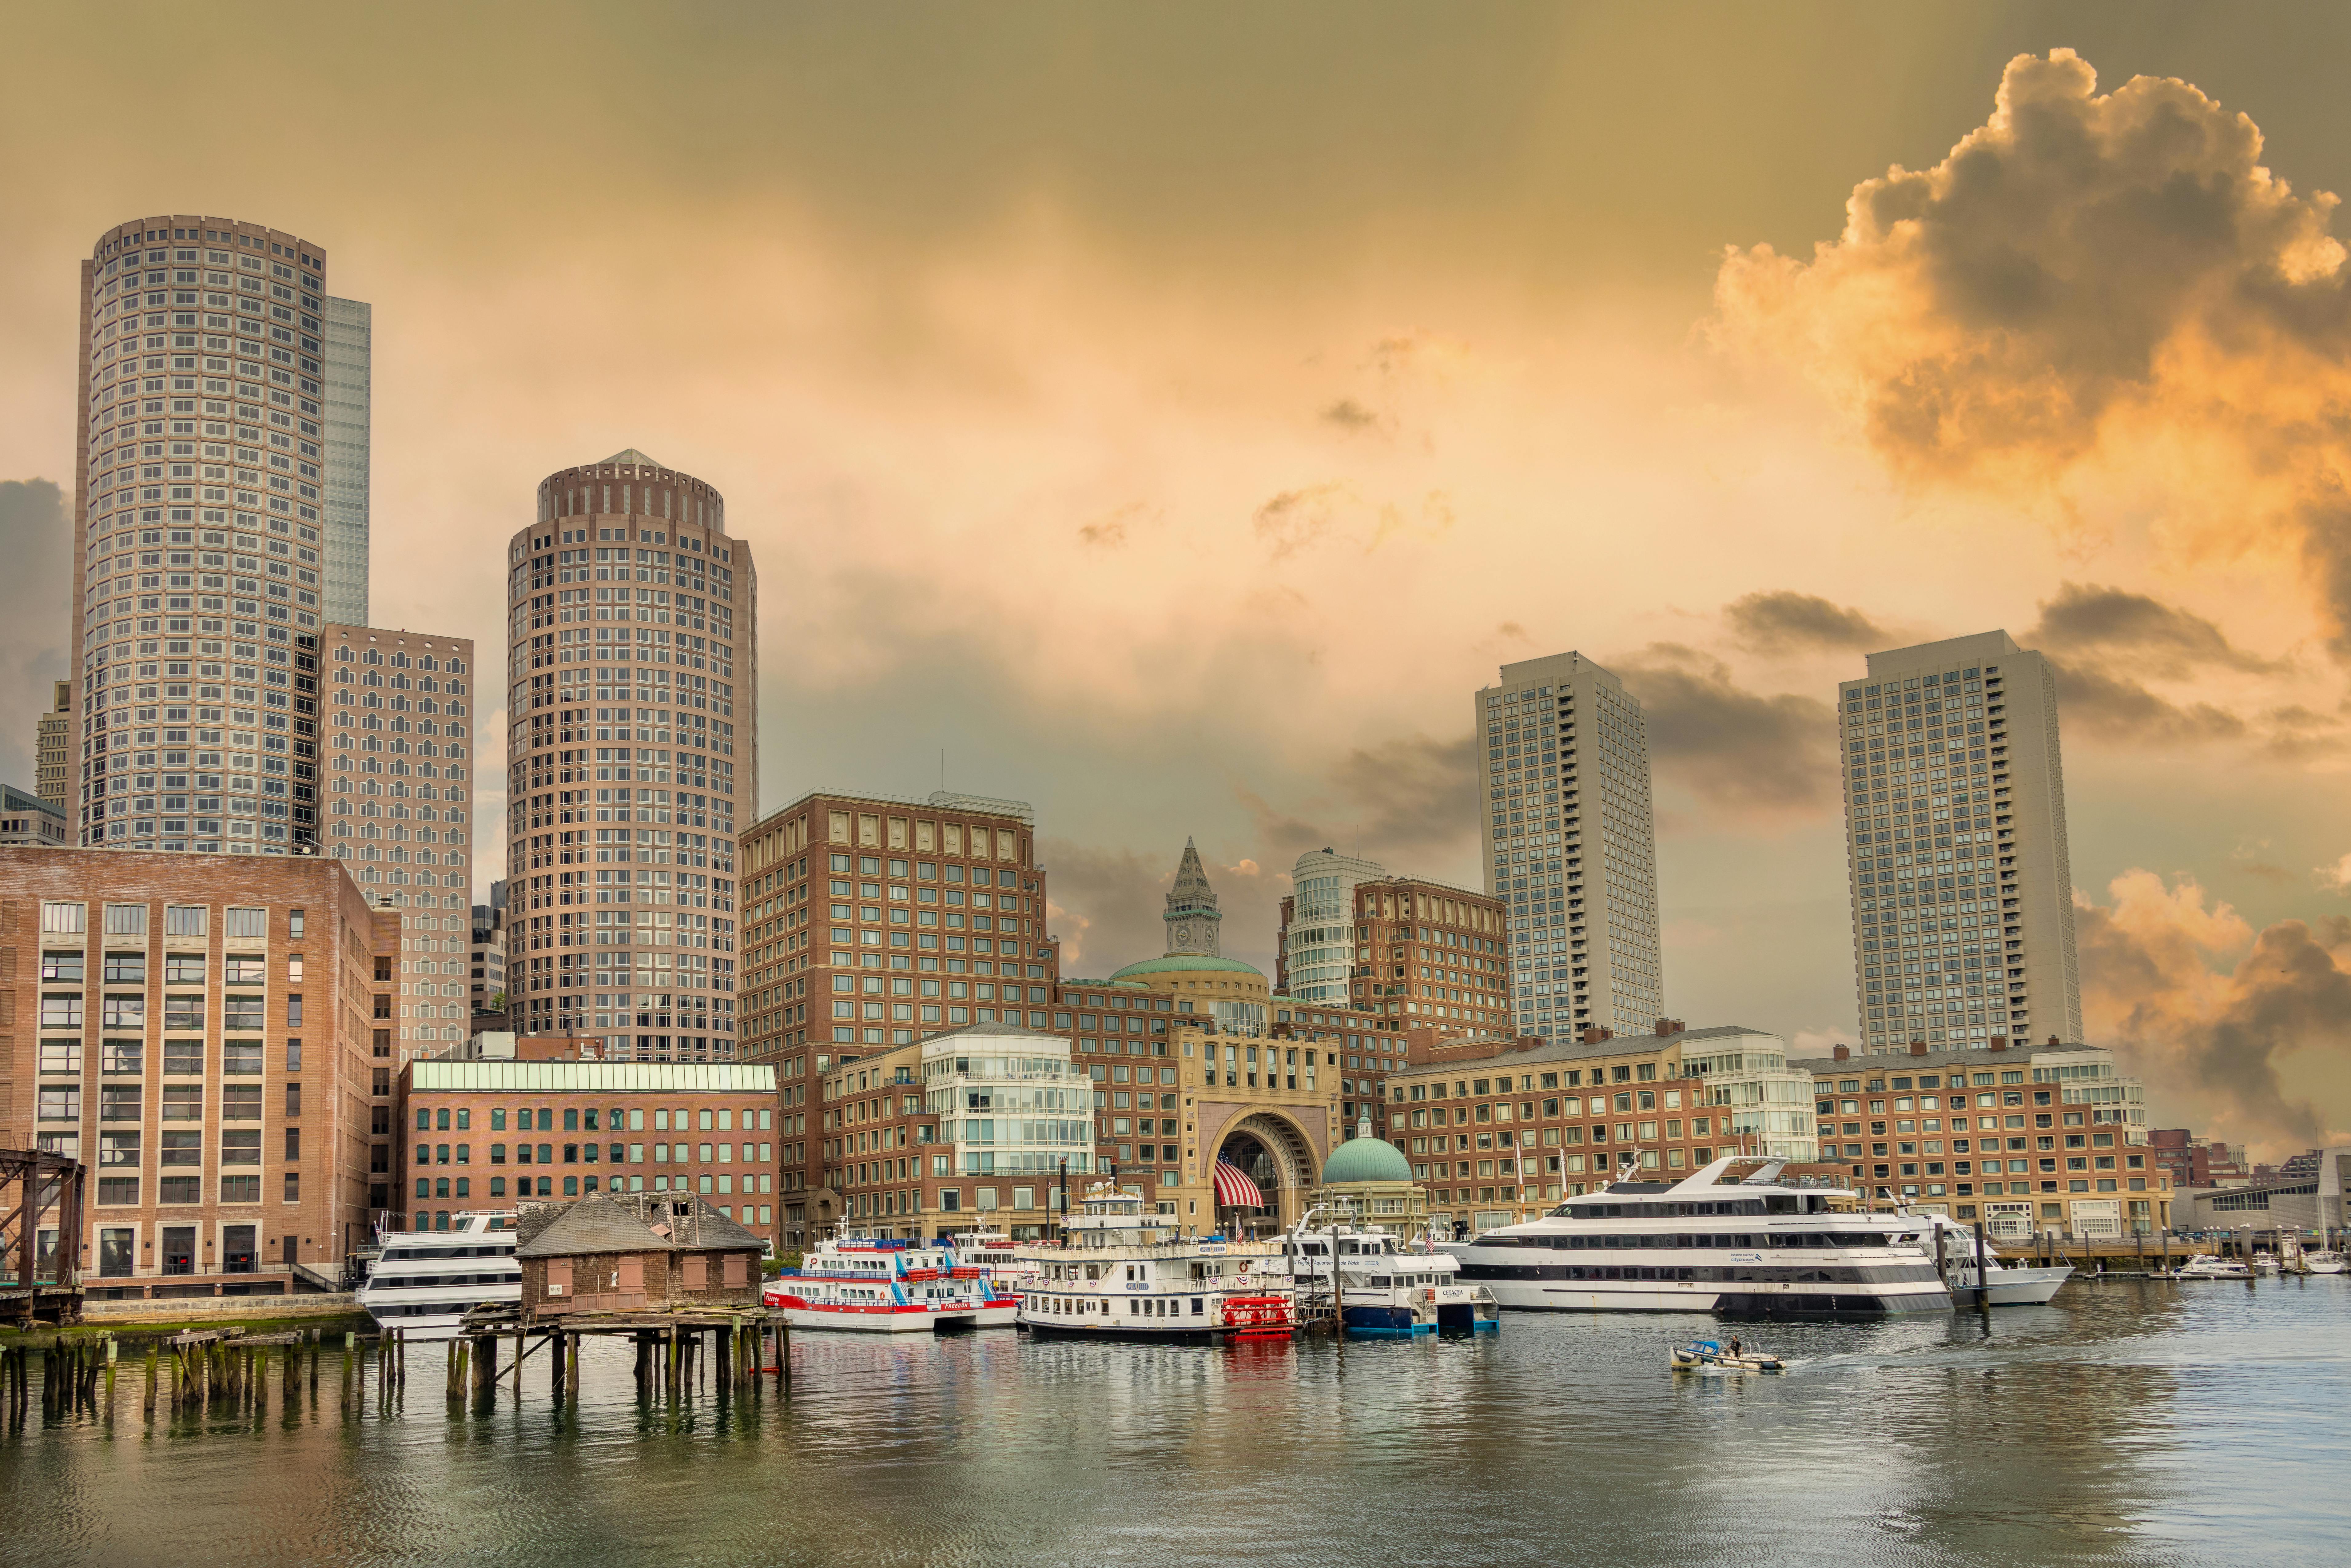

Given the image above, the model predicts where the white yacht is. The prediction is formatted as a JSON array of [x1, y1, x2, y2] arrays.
[[2170, 1253, 2253, 1280], [1442, 1156, 1952, 1318], [1911, 1212, 2072, 1305], [2304, 1250, 2346, 1275], [1015, 1184, 1295, 1341], [355, 1211, 521, 1338], [1261, 1217, 1499, 1337]]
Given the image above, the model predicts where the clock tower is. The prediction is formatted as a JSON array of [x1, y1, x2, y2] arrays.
[[1162, 838, 1223, 957]]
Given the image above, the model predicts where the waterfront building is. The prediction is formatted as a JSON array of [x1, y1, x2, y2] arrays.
[[736, 788, 1057, 1237], [2180, 1149, 2349, 1237], [65, 214, 371, 858], [319, 623, 476, 1061], [36, 681, 70, 811], [1793, 1039, 2168, 1235], [1, 784, 69, 846], [1312, 1117, 1431, 1238], [1839, 631, 2083, 1053], [319, 297, 371, 626], [2148, 1128, 2249, 1189], [395, 1057, 778, 1244], [515, 1191, 767, 1314], [2, 845, 399, 1298], [1382, 1021, 1816, 1233], [1473, 652, 1661, 1042], [506, 452, 755, 1058]]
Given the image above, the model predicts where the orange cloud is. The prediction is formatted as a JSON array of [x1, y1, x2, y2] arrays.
[[2077, 870, 2351, 1157], [1714, 48, 2351, 657]]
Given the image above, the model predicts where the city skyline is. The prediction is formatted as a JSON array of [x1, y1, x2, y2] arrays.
[[2, 13, 2348, 1157]]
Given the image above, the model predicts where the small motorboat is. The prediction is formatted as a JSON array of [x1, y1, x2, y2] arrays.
[[1671, 1339, 1785, 1373], [2251, 1250, 2280, 1276], [2169, 1254, 2252, 1280]]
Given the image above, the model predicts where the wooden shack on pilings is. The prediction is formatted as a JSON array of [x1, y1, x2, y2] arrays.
[[514, 1192, 766, 1317]]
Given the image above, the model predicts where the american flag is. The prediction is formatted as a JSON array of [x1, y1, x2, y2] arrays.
[[1213, 1158, 1264, 1209]]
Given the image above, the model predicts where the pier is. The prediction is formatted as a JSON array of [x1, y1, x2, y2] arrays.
[[449, 1307, 787, 1404]]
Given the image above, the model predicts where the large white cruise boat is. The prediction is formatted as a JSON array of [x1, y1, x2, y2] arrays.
[[1442, 1156, 1952, 1317], [354, 1212, 522, 1338]]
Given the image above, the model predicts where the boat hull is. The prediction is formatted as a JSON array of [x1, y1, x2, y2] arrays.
[[1947, 1266, 2071, 1306], [770, 1298, 1018, 1333]]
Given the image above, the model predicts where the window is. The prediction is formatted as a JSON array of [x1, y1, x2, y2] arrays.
[[164, 905, 207, 937], [224, 907, 266, 939]]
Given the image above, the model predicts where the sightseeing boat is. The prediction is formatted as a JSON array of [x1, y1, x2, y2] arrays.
[[762, 1231, 1018, 1332], [354, 1211, 521, 1339], [1442, 1156, 1953, 1317], [1263, 1217, 1499, 1337], [1014, 1183, 1296, 1341]]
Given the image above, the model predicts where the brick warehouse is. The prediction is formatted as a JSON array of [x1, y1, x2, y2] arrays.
[[2, 846, 399, 1298]]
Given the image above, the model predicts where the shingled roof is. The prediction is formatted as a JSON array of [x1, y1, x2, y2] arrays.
[[515, 1192, 766, 1259]]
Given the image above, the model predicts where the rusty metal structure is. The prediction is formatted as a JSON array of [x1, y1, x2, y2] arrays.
[[1, 1148, 86, 1324]]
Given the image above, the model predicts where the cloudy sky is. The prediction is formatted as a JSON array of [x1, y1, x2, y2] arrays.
[[5, 3, 2349, 1156]]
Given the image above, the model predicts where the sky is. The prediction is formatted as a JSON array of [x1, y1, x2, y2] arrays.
[[3, 2, 2348, 1158]]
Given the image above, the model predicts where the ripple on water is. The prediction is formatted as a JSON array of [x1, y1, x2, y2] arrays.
[[0, 1279, 2345, 1568]]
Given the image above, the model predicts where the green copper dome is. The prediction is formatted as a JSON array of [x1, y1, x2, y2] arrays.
[[1321, 1132, 1411, 1185], [1107, 954, 1265, 980]]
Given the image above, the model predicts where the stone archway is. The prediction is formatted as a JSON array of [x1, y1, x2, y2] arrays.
[[1215, 1109, 1322, 1236]]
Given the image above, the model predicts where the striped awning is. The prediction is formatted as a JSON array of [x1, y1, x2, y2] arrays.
[[1213, 1158, 1264, 1209]]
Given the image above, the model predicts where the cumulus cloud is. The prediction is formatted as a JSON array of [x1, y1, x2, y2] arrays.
[[2077, 870, 2351, 1156], [0, 480, 72, 790], [1715, 49, 2351, 657], [2317, 852, 2351, 894], [1724, 590, 1889, 655], [1615, 644, 1837, 813], [2029, 582, 2279, 677]]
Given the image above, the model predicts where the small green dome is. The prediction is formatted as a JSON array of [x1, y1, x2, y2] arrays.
[[1107, 954, 1265, 981], [1321, 1133, 1411, 1185]]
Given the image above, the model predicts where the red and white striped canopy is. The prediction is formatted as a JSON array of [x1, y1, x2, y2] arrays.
[[1213, 1158, 1265, 1209]]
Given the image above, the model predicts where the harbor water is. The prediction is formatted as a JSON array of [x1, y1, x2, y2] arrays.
[[2, 1276, 2346, 1566]]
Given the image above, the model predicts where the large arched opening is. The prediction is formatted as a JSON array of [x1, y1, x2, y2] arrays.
[[1213, 1110, 1321, 1238]]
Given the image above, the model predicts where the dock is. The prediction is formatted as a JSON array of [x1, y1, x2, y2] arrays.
[[448, 1307, 787, 1403]]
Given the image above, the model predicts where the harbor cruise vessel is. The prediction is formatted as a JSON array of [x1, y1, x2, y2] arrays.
[[1442, 1156, 1953, 1317], [762, 1232, 1018, 1332], [354, 1211, 521, 1338], [1260, 1218, 1500, 1337], [1015, 1184, 1295, 1341]]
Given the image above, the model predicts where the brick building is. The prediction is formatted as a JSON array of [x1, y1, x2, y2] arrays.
[[735, 788, 1059, 1238], [1277, 858, 1510, 1037], [1795, 1040, 2170, 1235], [395, 1057, 778, 1246], [1383, 1025, 1806, 1232], [515, 1191, 766, 1315], [3, 846, 398, 1298], [2149, 1128, 2247, 1191]]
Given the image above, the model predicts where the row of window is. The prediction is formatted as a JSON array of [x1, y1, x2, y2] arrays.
[[412, 1140, 771, 1167]]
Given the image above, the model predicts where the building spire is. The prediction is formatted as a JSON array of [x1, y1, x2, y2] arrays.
[[1163, 838, 1223, 956]]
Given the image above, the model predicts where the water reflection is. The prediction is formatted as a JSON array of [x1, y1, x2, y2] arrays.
[[0, 1278, 2345, 1567]]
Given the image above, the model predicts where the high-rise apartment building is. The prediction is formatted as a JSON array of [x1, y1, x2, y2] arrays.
[[505, 452, 755, 1057], [1475, 653, 1661, 1041], [319, 623, 476, 1060], [65, 215, 366, 858], [1838, 631, 2082, 1053], [36, 680, 71, 810], [1281, 846, 1382, 1006], [320, 297, 372, 625]]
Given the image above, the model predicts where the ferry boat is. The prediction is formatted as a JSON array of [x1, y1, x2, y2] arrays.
[[1442, 1156, 1953, 1318], [2170, 1253, 2253, 1280], [354, 1211, 521, 1339], [1911, 1212, 2072, 1306], [762, 1231, 1018, 1332], [1015, 1183, 1296, 1341], [946, 1229, 1041, 1301], [1263, 1216, 1499, 1337]]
